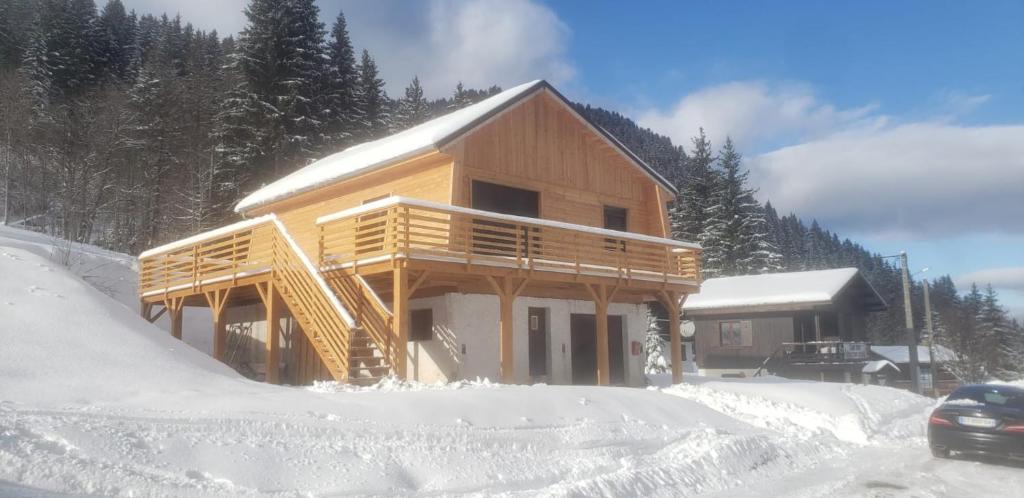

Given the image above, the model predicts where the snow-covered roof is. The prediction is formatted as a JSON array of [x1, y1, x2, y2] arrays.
[[870, 345, 956, 365], [862, 360, 900, 374], [683, 268, 886, 313], [234, 80, 675, 213]]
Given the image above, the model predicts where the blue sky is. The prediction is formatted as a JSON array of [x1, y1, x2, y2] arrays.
[[124, 0, 1024, 319]]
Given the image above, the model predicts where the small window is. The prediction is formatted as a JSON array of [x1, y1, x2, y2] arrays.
[[603, 206, 628, 252], [410, 309, 433, 341], [603, 206, 628, 231], [719, 321, 752, 347]]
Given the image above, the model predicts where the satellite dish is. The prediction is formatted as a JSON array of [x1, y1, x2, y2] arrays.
[[681, 320, 696, 338]]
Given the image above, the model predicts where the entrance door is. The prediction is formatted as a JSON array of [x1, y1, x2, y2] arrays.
[[570, 314, 625, 385], [528, 307, 548, 381], [470, 180, 540, 257]]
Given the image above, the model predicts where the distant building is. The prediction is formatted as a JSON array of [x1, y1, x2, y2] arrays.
[[869, 345, 959, 394], [683, 268, 887, 381]]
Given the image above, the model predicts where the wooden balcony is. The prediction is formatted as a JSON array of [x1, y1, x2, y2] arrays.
[[315, 196, 701, 287]]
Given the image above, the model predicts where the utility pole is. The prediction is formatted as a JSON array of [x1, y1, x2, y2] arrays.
[[900, 251, 921, 394], [923, 279, 936, 397]]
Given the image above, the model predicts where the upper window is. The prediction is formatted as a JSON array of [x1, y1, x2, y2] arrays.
[[603, 206, 628, 232], [410, 309, 433, 342], [719, 321, 752, 347]]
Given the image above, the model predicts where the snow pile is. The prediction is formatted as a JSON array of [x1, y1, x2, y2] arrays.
[[654, 375, 933, 444]]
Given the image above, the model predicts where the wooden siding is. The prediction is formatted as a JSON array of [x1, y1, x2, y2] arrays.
[[250, 154, 454, 254], [447, 91, 672, 238], [694, 314, 795, 368]]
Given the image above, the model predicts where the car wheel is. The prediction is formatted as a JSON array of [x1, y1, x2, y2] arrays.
[[931, 447, 950, 458]]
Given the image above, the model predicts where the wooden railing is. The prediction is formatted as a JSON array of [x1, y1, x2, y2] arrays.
[[139, 216, 277, 297], [137, 216, 395, 382], [317, 197, 701, 283], [781, 341, 870, 363]]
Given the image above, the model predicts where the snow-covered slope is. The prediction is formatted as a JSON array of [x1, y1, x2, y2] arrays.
[[1, 226, 1022, 497]]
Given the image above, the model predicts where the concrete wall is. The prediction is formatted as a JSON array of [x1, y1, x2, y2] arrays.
[[407, 293, 648, 386]]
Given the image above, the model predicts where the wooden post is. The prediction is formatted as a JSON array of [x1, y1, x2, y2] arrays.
[[499, 290, 515, 383], [205, 288, 232, 362], [814, 312, 822, 342], [392, 265, 409, 380], [595, 285, 610, 386], [261, 282, 281, 384], [164, 296, 184, 340], [584, 283, 619, 386], [661, 290, 684, 385], [485, 276, 529, 384]]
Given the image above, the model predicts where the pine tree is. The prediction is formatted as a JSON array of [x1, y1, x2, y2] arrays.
[[394, 76, 428, 131], [644, 306, 669, 374], [98, 0, 136, 81], [450, 81, 472, 110], [219, 0, 328, 190], [670, 128, 717, 246], [322, 10, 359, 148], [0, 0, 35, 68], [356, 49, 388, 139]]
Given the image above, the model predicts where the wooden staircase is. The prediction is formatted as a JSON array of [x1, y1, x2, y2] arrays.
[[138, 215, 399, 384], [267, 219, 395, 383]]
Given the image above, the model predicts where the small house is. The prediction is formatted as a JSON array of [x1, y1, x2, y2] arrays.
[[869, 345, 959, 394], [137, 80, 701, 387], [682, 268, 886, 381]]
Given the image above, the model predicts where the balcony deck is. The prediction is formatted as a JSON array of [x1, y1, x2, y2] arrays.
[[315, 196, 700, 294]]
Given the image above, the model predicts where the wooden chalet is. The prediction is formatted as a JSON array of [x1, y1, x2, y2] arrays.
[[138, 80, 701, 387], [683, 268, 887, 381]]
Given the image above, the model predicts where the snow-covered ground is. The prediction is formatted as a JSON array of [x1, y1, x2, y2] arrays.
[[1, 226, 1022, 497]]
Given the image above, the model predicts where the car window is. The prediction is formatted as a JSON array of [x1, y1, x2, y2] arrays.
[[946, 386, 1024, 409]]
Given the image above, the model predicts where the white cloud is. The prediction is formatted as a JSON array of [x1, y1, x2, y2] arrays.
[[335, 0, 574, 97], [749, 122, 1024, 237], [637, 81, 880, 151], [954, 268, 1024, 293], [122, 0, 247, 34], [124, 1, 574, 99]]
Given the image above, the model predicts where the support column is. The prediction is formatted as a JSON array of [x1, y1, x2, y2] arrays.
[[584, 283, 618, 386], [204, 288, 233, 362], [392, 265, 409, 380], [814, 313, 822, 342], [264, 282, 280, 383], [661, 291, 684, 385], [486, 276, 529, 384], [163, 296, 184, 340], [498, 291, 515, 383], [595, 287, 610, 386]]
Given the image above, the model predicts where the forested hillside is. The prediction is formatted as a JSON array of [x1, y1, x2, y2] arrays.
[[0, 0, 1019, 380]]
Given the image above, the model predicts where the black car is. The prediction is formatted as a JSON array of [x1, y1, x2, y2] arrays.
[[928, 384, 1024, 461]]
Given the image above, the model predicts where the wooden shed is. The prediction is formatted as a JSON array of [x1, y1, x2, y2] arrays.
[[138, 80, 701, 386]]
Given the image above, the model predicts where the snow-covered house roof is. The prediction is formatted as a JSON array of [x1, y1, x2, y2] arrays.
[[683, 268, 887, 314], [234, 80, 676, 214], [862, 360, 900, 374], [870, 345, 956, 365]]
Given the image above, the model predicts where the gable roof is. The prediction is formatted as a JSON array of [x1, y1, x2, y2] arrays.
[[871, 345, 956, 364], [683, 268, 887, 314], [235, 80, 676, 214]]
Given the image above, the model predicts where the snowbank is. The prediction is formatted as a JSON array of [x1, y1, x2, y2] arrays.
[[2, 226, 1021, 496], [653, 375, 933, 445]]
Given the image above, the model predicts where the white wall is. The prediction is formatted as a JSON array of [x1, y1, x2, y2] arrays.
[[405, 293, 648, 386]]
